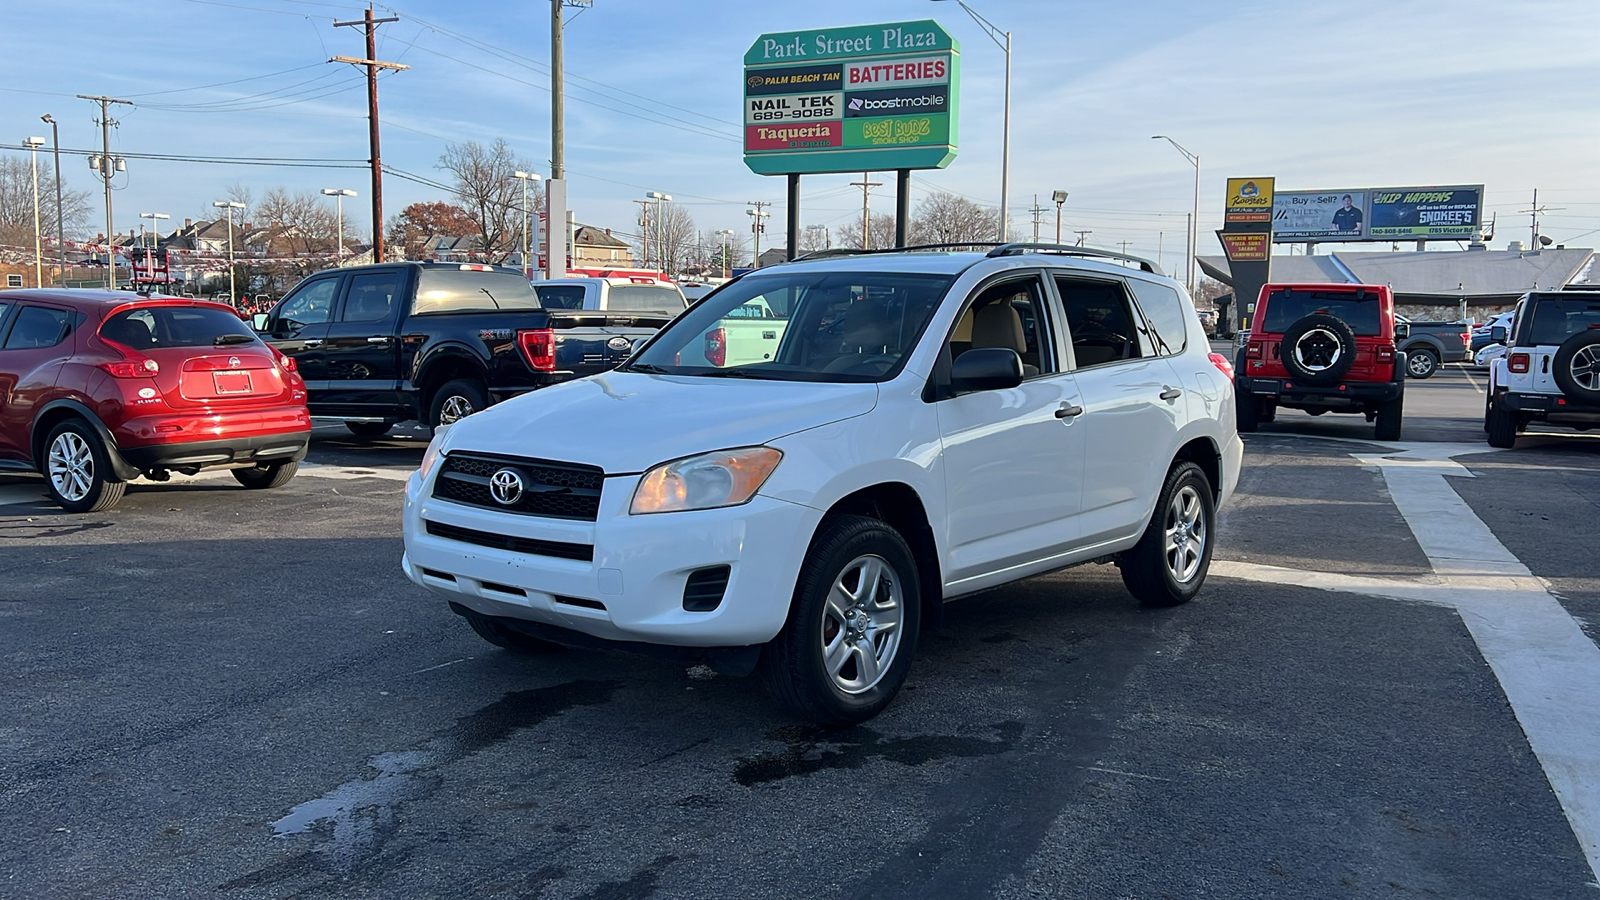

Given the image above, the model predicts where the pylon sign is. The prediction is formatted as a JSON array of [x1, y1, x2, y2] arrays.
[[743, 20, 959, 176]]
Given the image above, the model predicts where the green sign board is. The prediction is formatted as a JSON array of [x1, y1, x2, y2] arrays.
[[743, 20, 960, 176]]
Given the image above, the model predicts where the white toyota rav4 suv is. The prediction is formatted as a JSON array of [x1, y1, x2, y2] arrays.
[[402, 245, 1243, 723]]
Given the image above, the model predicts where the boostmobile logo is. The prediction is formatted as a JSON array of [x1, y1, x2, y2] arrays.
[[847, 93, 945, 112]]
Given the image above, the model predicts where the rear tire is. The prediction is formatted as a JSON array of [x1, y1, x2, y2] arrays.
[[1405, 348, 1439, 379], [43, 419, 125, 513], [428, 378, 489, 429], [231, 461, 298, 489], [1374, 396, 1403, 441], [1235, 389, 1259, 433], [345, 422, 393, 438], [1120, 461, 1215, 607], [1486, 400, 1519, 448], [1258, 399, 1277, 423], [763, 515, 921, 725]]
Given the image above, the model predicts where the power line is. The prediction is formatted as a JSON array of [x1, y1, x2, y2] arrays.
[[123, 62, 326, 98]]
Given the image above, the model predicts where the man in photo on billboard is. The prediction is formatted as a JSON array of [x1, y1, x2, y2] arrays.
[[1332, 194, 1362, 232]]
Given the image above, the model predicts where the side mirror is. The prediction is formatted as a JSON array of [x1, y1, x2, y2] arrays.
[[1490, 325, 1507, 343], [950, 348, 1023, 394], [1394, 322, 1411, 340], [251, 313, 269, 332]]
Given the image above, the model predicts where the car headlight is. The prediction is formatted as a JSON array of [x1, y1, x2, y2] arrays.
[[419, 425, 450, 480], [630, 447, 782, 515]]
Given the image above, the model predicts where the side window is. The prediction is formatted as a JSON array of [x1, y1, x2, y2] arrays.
[[340, 271, 404, 323], [276, 278, 338, 331], [946, 276, 1056, 377], [534, 284, 586, 309], [5, 274, 21, 288], [1054, 277, 1143, 369], [1128, 279, 1188, 356], [2, 306, 76, 350]]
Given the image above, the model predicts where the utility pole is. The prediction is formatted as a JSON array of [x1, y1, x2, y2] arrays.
[[1119, 240, 1131, 254], [1519, 188, 1561, 248], [77, 94, 130, 289], [1074, 229, 1091, 247], [41, 115, 64, 285], [849, 173, 881, 249], [1029, 194, 1046, 242], [747, 201, 771, 265], [23, 137, 44, 288], [333, 9, 406, 264], [633, 200, 652, 270]]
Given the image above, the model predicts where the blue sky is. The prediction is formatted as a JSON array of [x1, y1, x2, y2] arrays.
[[5, 0, 1600, 265]]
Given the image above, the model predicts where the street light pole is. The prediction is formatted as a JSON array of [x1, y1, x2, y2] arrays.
[[23, 137, 44, 288], [321, 188, 357, 265], [1152, 135, 1199, 295], [1052, 190, 1068, 245], [513, 171, 542, 276], [645, 191, 670, 273], [716, 228, 734, 278], [139, 212, 169, 291], [934, 0, 1010, 240], [212, 200, 245, 304], [40, 116, 64, 285]]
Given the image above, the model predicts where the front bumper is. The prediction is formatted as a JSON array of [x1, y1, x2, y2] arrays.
[[401, 466, 824, 648], [1237, 375, 1402, 404]]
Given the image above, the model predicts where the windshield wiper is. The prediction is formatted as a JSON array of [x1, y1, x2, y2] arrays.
[[213, 333, 255, 345], [622, 363, 670, 374], [695, 367, 779, 379]]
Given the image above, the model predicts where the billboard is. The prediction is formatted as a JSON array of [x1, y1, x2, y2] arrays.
[[1271, 185, 1483, 242], [743, 21, 959, 176], [1225, 178, 1275, 223]]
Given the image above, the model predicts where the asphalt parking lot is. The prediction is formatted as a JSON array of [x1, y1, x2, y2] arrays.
[[3, 365, 1598, 899]]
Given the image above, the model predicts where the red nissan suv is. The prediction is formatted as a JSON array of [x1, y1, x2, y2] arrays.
[[0, 290, 311, 512]]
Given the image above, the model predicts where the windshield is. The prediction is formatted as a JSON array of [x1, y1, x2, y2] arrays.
[[1263, 289, 1382, 336], [625, 270, 954, 382], [608, 284, 686, 314], [102, 306, 256, 348], [1525, 295, 1600, 346]]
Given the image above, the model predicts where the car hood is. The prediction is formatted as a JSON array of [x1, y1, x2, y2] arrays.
[[443, 372, 879, 473]]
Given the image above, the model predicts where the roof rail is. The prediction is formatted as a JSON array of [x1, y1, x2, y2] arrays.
[[986, 242, 1164, 276], [789, 242, 1003, 262]]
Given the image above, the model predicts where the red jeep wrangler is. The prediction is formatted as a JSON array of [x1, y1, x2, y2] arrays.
[[1234, 283, 1407, 441]]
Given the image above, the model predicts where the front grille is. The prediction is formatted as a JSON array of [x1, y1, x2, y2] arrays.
[[425, 520, 594, 562], [433, 451, 604, 521], [683, 565, 731, 612]]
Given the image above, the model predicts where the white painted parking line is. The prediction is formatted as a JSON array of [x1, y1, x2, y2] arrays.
[[1218, 441, 1600, 882], [1459, 366, 1487, 394]]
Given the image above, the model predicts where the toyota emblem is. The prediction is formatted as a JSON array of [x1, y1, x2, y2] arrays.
[[489, 468, 524, 506], [228, 356, 241, 368], [607, 336, 632, 352]]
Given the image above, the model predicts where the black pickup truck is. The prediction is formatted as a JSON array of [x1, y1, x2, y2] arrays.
[[254, 262, 671, 434]]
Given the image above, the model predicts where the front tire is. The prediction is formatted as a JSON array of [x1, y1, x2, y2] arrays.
[[1120, 461, 1215, 607], [428, 378, 489, 429], [462, 609, 563, 654], [232, 461, 299, 489], [1405, 348, 1439, 379], [763, 515, 921, 725], [43, 420, 126, 513]]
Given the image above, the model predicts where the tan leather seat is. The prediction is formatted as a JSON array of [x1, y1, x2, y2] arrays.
[[968, 300, 1038, 376]]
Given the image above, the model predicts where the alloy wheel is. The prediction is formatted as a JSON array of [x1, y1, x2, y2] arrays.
[[438, 395, 476, 424], [47, 431, 95, 503], [1163, 485, 1207, 584], [1572, 345, 1600, 391], [1293, 328, 1342, 372], [819, 554, 904, 694]]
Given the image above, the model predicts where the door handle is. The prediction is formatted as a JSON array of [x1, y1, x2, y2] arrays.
[[1054, 404, 1084, 419], [366, 336, 393, 344], [302, 339, 323, 348], [1159, 386, 1183, 401]]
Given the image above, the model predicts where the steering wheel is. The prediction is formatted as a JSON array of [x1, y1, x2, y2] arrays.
[[840, 354, 899, 375]]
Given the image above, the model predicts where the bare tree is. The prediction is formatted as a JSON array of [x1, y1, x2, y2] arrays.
[[640, 203, 696, 274], [834, 213, 897, 251], [797, 223, 831, 254], [0, 154, 93, 248], [908, 191, 1000, 245], [437, 139, 538, 264]]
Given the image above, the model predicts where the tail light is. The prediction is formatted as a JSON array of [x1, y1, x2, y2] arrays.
[[1207, 352, 1234, 380], [1460, 330, 1471, 347], [270, 346, 297, 373], [1509, 352, 1530, 374], [1377, 344, 1395, 363], [98, 358, 160, 378], [1245, 340, 1262, 359], [516, 328, 556, 372], [704, 327, 726, 367]]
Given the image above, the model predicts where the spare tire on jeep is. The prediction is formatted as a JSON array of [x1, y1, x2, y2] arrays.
[[1551, 330, 1600, 406], [1280, 313, 1358, 384]]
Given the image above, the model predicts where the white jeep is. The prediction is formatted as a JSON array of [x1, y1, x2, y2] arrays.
[[402, 245, 1243, 723], [1486, 290, 1600, 447]]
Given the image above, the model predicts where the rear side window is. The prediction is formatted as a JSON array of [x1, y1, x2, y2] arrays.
[[1128, 279, 1188, 355], [102, 306, 255, 348], [3, 306, 76, 349], [1055, 277, 1144, 368], [1525, 296, 1600, 346], [608, 285, 687, 314], [1262, 289, 1382, 336], [534, 284, 586, 309], [414, 269, 540, 315]]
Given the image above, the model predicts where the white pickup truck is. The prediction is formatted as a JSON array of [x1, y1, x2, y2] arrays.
[[533, 277, 689, 317], [698, 297, 789, 367]]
